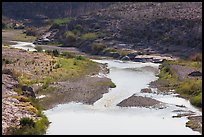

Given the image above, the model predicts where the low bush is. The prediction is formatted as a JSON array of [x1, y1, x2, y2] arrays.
[[53, 18, 71, 26], [64, 31, 76, 42], [46, 49, 60, 57], [35, 46, 43, 52], [190, 93, 202, 108], [91, 43, 107, 55], [75, 24, 83, 31], [61, 52, 75, 58], [75, 55, 86, 60], [20, 117, 35, 128], [176, 79, 202, 96], [12, 115, 49, 135], [81, 32, 98, 40]]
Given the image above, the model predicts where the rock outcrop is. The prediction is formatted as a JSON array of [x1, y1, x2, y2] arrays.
[[2, 71, 38, 135]]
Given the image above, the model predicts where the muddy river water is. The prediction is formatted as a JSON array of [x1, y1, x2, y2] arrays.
[[9, 41, 201, 135], [44, 60, 201, 135]]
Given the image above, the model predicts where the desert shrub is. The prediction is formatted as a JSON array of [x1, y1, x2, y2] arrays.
[[12, 115, 49, 135], [25, 27, 38, 36], [190, 93, 202, 108], [189, 53, 202, 61], [72, 29, 80, 35], [53, 18, 71, 26], [53, 62, 61, 69], [176, 79, 202, 96], [52, 49, 60, 57], [75, 24, 83, 31], [91, 43, 107, 55], [61, 52, 75, 58], [2, 22, 7, 29], [103, 48, 117, 54], [35, 46, 43, 52], [75, 55, 86, 60], [81, 32, 98, 40], [109, 82, 116, 88], [64, 31, 76, 42], [20, 117, 35, 127]]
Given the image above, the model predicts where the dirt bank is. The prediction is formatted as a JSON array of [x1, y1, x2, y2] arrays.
[[186, 116, 202, 134], [39, 75, 114, 109]]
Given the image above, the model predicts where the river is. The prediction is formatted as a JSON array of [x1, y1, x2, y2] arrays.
[[44, 60, 201, 135], [9, 41, 201, 135], [10, 41, 37, 52]]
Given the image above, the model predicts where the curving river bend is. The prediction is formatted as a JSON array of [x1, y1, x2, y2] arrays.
[[10, 41, 201, 135], [44, 60, 201, 135]]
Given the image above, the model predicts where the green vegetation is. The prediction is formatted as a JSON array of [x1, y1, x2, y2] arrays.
[[13, 33, 36, 42], [117, 49, 130, 57], [158, 60, 179, 87], [92, 43, 107, 55], [81, 32, 98, 40], [157, 60, 202, 108], [176, 79, 202, 96], [75, 24, 83, 31], [9, 91, 49, 135], [25, 27, 38, 36], [45, 49, 60, 57], [46, 41, 63, 46], [189, 53, 202, 62], [2, 22, 7, 29], [11, 115, 49, 135], [75, 55, 86, 60], [35, 46, 43, 52], [61, 51, 75, 58], [190, 93, 202, 108], [51, 18, 71, 29], [167, 60, 202, 70], [20, 117, 35, 127], [53, 18, 71, 26], [64, 31, 77, 42], [103, 48, 117, 54], [97, 80, 116, 88]]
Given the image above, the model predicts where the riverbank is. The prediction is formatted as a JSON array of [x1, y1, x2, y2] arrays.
[[44, 59, 201, 135], [149, 59, 202, 134], [2, 44, 115, 134]]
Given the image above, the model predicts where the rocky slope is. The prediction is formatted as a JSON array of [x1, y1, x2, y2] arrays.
[[55, 2, 202, 58], [2, 69, 39, 135], [2, 2, 112, 20]]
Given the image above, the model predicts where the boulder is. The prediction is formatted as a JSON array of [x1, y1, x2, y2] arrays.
[[133, 58, 145, 62], [108, 52, 120, 58], [188, 71, 202, 77], [127, 53, 138, 60], [152, 58, 163, 63], [21, 85, 36, 98], [121, 55, 130, 61]]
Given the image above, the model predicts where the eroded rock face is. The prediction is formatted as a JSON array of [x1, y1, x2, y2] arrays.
[[2, 72, 37, 135], [2, 97, 36, 135], [117, 95, 161, 108]]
